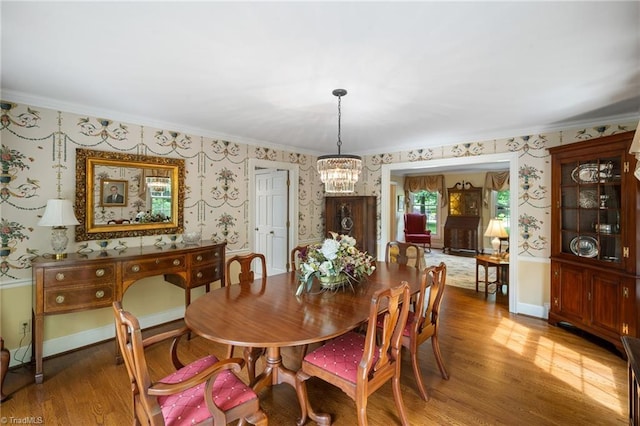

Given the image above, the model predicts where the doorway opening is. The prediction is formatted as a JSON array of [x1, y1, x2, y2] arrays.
[[381, 152, 519, 313]]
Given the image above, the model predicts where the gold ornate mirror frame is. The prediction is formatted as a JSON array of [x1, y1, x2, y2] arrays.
[[75, 148, 185, 241]]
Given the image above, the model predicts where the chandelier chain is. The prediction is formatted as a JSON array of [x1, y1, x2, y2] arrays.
[[336, 94, 342, 154]]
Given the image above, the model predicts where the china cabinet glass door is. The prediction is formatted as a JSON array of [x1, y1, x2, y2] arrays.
[[560, 155, 623, 265]]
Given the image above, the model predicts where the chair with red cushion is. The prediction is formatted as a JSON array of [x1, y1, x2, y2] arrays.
[[112, 301, 268, 426], [295, 282, 411, 426], [382, 262, 449, 401], [404, 213, 432, 252]]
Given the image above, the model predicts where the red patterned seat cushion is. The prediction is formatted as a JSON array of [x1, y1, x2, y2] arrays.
[[304, 332, 380, 383], [157, 354, 258, 426]]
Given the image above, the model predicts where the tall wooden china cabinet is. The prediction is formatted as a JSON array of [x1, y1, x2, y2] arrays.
[[325, 196, 377, 258], [548, 131, 640, 353]]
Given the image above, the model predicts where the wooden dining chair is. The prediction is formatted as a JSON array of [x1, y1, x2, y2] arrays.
[[288, 245, 308, 272], [385, 241, 425, 270], [391, 261, 449, 401], [112, 301, 268, 426], [295, 282, 411, 426], [225, 252, 268, 382], [225, 252, 267, 287]]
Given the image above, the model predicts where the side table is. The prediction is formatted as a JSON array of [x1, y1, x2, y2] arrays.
[[475, 254, 509, 298]]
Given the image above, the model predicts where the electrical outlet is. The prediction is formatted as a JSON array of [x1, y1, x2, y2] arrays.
[[19, 319, 31, 336]]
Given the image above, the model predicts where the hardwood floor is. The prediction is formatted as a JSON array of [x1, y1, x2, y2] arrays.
[[1, 285, 628, 425]]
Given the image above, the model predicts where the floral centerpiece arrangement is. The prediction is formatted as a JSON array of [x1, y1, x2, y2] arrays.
[[295, 232, 376, 295]]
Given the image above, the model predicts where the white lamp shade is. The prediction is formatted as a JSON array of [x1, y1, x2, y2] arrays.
[[484, 218, 508, 238], [630, 121, 640, 155], [37, 199, 80, 227], [630, 121, 640, 181]]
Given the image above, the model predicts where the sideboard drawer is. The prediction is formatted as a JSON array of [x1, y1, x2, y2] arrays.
[[189, 248, 223, 265], [44, 283, 115, 313], [191, 264, 223, 286], [122, 255, 187, 280], [43, 265, 116, 287]]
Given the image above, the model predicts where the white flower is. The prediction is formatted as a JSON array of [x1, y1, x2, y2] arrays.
[[319, 260, 334, 275], [320, 238, 340, 260], [341, 235, 356, 247]]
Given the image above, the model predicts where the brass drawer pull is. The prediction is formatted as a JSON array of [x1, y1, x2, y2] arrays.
[[155, 259, 160, 264], [55, 273, 65, 281], [55, 295, 65, 304], [196, 272, 203, 278], [214, 252, 219, 257], [131, 265, 140, 273], [95, 269, 105, 277], [95, 290, 105, 299], [173, 259, 180, 266], [196, 255, 203, 262]]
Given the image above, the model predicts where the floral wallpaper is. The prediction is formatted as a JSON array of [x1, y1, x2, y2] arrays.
[[0, 98, 637, 284]]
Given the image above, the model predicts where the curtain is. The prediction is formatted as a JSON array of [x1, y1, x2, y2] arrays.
[[138, 168, 172, 198], [484, 171, 510, 206], [403, 174, 446, 208]]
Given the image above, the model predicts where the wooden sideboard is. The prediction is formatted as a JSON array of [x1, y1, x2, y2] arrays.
[[31, 241, 226, 383]]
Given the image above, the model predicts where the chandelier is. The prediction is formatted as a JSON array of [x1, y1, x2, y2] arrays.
[[317, 89, 362, 193]]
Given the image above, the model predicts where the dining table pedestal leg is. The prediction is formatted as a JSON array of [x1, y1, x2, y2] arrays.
[[251, 346, 331, 426], [251, 346, 296, 392]]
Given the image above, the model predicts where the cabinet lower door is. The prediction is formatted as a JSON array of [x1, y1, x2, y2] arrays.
[[552, 262, 587, 324], [589, 272, 623, 339]]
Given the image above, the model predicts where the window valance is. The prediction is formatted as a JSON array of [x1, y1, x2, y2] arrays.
[[483, 171, 510, 205], [403, 175, 446, 208]]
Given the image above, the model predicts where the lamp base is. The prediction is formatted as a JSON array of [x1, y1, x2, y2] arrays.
[[490, 237, 501, 259], [51, 226, 69, 260]]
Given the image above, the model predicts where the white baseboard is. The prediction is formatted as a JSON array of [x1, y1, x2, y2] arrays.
[[9, 306, 185, 368], [517, 302, 547, 319]]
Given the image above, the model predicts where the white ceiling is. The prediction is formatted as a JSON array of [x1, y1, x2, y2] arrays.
[[2, 1, 639, 157]]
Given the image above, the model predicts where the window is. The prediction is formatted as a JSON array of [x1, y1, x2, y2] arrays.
[[494, 190, 510, 233], [146, 177, 172, 218], [411, 190, 439, 234]]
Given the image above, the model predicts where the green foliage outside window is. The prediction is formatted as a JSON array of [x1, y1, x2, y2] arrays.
[[496, 190, 510, 233], [411, 190, 438, 234]]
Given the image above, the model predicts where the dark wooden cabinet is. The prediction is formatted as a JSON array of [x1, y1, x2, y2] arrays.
[[443, 182, 481, 254], [548, 131, 640, 353], [325, 196, 377, 258]]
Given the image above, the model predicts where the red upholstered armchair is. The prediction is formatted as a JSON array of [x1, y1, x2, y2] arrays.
[[404, 213, 432, 252]]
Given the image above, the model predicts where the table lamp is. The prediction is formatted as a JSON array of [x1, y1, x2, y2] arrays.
[[629, 120, 640, 181], [484, 218, 508, 259], [37, 199, 80, 259]]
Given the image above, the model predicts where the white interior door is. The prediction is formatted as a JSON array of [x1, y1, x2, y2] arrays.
[[255, 169, 288, 275]]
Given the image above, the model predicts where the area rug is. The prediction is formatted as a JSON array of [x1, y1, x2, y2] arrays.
[[423, 250, 484, 291]]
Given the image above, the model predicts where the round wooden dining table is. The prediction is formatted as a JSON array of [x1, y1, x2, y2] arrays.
[[184, 261, 422, 424]]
